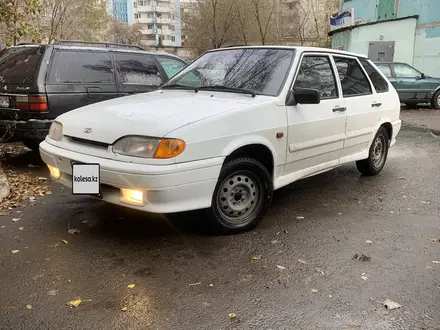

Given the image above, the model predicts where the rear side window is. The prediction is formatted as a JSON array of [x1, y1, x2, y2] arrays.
[[0, 46, 44, 84], [333, 57, 372, 97], [359, 59, 389, 93], [376, 64, 392, 78], [113, 53, 163, 86], [294, 55, 338, 99], [156, 56, 187, 79], [48, 51, 114, 84]]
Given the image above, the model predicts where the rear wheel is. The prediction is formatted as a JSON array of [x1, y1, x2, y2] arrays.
[[22, 139, 42, 151], [206, 157, 273, 235], [430, 90, 440, 109], [356, 126, 389, 176]]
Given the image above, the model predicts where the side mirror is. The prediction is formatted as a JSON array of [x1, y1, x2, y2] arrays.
[[286, 88, 321, 106], [421, 73, 426, 79]]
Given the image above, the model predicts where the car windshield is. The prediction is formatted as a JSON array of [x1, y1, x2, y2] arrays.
[[162, 48, 295, 97]]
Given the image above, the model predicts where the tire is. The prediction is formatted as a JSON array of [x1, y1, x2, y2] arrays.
[[405, 102, 418, 109], [22, 139, 42, 151], [206, 157, 273, 235], [431, 90, 440, 109], [356, 126, 390, 176]]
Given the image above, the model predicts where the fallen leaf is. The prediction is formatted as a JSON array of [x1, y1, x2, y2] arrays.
[[297, 259, 306, 264], [229, 313, 237, 319], [390, 211, 394, 214], [398, 176, 405, 180], [81, 220, 88, 224], [127, 283, 136, 289], [361, 276, 368, 281], [365, 240, 373, 244], [45, 191, 52, 195], [27, 164, 39, 168], [189, 282, 201, 286], [315, 268, 325, 275], [383, 298, 402, 310], [432, 261, 440, 264], [425, 266, 433, 270], [423, 236, 437, 242], [18, 226, 24, 231], [338, 213, 342, 215], [61, 239, 68, 245], [1, 225, 5, 228], [296, 216, 305, 220], [121, 307, 128, 311], [37, 177, 47, 181], [276, 265, 286, 270], [209, 284, 214, 287], [311, 289, 319, 293], [68, 228, 80, 235], [252, 255, 262, 260], [12, 218, 21, 222], [271, 239, 280, 244], [68, 298, 82, 308], [26, 305, 32, 310], [11, 250, 19, 254], [47, 290, 58, 296]]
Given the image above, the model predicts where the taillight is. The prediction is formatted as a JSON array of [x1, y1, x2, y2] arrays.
[[16, 94, 48, 111]]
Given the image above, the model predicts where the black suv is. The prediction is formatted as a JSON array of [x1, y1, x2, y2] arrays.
[[0, 41, 188, 150]]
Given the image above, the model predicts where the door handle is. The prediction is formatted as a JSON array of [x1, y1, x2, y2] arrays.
[[87, 87, 102, 100], [371, 102, 382, 107], [333, 106, 346, 112]]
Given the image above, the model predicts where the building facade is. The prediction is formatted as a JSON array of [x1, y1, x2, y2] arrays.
[[107, 0, 134, 24], [133, 0, 181, 47], [330, 0, 440, 75]]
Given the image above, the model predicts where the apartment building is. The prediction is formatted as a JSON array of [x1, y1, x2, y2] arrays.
[[133, 0, 181, 47], [180, 0, 198, 47], [107, 0, 134, 24]]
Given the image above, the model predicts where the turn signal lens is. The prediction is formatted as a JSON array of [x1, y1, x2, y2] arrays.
[[154, 139, 185, 159], [47, 165, 60, 179]]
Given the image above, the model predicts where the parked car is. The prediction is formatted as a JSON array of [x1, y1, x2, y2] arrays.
[[0, 41, 188, 150], [39, 46, 402, 234], [374, 61, 440, 109]]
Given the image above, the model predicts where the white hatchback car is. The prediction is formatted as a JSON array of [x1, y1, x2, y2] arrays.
[[40, 46, 401, 234]]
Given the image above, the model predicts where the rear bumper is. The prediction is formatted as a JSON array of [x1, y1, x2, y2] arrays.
[[390, 119, 402, 147], [0, 119, 52, 141]]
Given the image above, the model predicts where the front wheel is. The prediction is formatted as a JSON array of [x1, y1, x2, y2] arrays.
[[356, 127, 390, 176], [206, 158, 273, 235]]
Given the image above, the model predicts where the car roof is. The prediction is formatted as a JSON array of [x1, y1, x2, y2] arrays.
[[206, 45, 368, 59], [5, 44, 185, 60]]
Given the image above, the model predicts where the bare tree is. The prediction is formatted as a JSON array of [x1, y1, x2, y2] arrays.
[[104, 18, 143, 46], [249, 0, 277, 45]]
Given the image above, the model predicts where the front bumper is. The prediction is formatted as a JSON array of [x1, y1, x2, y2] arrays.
[[0, 119, 52, 141], [39, 140, 223, 213]]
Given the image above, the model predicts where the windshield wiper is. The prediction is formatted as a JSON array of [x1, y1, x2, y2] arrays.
[[197, 85, 256, 97], [160, 84, 199, 92]]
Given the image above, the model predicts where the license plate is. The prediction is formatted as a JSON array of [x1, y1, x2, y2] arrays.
[[72, 163, 100, 195], [0, 96, 9, 108]]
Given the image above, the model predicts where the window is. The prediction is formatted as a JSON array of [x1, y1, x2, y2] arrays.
[[393, 63, 421, 78], [157, 56, 187, 78], [48, 51, 114, 84], [294, 55, 338, 99], [359, 59, 389, 93], [0, 46, 44, 84], [376, 64, 392, 78], [113, 53, 163, 86], [333, 57, 372, 96]]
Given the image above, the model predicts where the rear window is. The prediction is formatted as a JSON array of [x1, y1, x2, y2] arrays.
[[0, 46, 44, 84], [48, 51, 115, 84]]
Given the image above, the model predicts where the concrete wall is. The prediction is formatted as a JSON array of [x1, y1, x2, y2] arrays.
[[414, 26, 440, 76]]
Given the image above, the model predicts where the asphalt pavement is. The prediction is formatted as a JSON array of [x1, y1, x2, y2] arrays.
[[0, 126, 439, 330]]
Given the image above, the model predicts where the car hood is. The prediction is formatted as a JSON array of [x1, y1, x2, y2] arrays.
[[58, 90, 272, 144]]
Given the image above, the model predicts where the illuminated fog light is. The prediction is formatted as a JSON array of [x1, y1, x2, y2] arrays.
[[47, 165, 60, 179], [121, 188, 145, 205]]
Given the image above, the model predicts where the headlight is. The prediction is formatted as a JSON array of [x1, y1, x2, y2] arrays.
[[112, 136, 185, 159], [48, 121, 63, 141]]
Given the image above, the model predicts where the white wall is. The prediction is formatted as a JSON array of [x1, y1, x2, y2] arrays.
[[349, 18, 417, 65], [413, 26, 440, 76]]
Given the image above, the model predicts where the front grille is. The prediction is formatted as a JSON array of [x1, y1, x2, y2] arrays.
[[66, 135, 110, 148]]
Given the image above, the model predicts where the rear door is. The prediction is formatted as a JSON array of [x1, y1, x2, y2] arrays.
[[332, 55, 376, 160], [155, 55, 188, 80], [45, 49, 119, 119], [112, 52, 165, 96]]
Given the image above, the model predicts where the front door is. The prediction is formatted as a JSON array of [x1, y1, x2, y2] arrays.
[[368, 41, 395, 62], [391, 63, 431, 102], [285, 54, 347, 175]]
